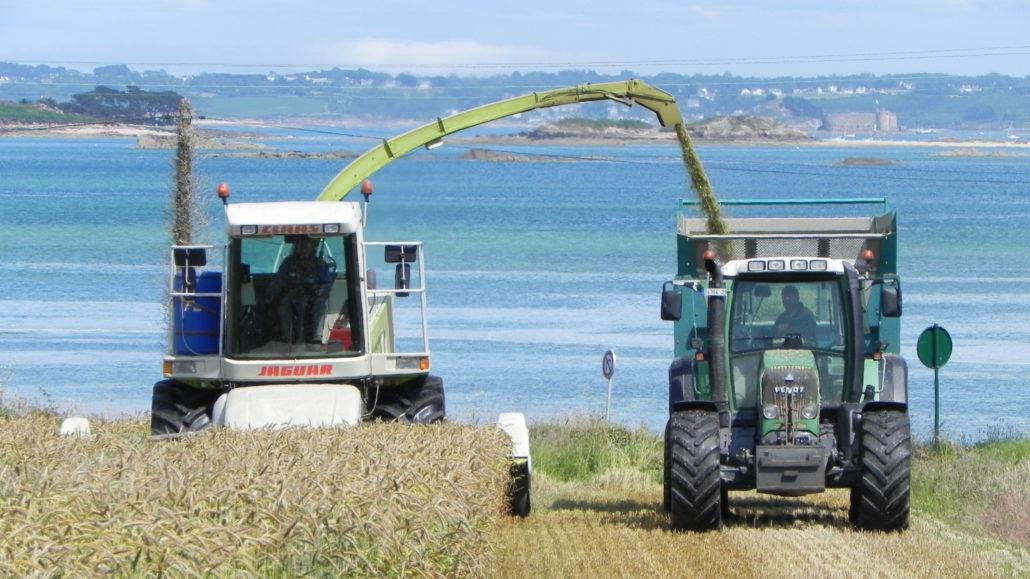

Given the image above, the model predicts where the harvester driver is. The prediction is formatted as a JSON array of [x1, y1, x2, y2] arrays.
[[276, 236, 333, 344], [775, 285, 816, 347]]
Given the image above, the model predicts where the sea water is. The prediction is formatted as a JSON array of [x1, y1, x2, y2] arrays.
[[1, 135, 1028, 443]]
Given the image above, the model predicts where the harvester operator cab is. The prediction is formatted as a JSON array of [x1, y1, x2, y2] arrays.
[[228, 230, 359, 358]]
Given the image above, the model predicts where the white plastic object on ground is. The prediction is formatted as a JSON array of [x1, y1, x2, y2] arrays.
[[59, 417, 92, 437]]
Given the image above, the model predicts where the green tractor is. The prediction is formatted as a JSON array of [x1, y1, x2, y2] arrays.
[[660, 198, 910, 532]]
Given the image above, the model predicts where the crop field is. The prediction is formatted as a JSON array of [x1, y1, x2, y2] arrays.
[[1, 412, 1028, 577], [0, 414, 511, 576]]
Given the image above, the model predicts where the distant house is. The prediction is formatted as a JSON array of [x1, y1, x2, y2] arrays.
[[822, 110, 899, 133]]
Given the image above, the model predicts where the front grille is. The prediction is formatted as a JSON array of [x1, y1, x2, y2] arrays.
[[762, 365, 819, 444]]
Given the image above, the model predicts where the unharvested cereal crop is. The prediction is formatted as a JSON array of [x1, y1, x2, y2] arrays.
[[0, 414, 512, 577]]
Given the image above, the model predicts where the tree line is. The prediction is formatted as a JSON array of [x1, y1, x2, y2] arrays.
[[2, 61, 1028, 128], [51, 86, 185, 124]]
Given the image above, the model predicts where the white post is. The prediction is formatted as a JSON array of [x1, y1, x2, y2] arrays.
[[602, 349, 616, 422], [605, 377, 614, 421]]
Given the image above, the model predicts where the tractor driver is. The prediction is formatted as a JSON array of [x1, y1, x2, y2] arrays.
[[276, 236, 333, 344], [774, 285, 816, 347]]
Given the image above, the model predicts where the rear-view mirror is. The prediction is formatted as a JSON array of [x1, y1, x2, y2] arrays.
[[661, 283, 682, 321], [385, 245, 418, 263], [173, 247, 207, 267], [395, 263, 411, 297], [882, 286, 902, 317]]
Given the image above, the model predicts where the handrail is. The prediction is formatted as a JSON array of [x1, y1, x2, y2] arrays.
[[680, 198, 887, 207]]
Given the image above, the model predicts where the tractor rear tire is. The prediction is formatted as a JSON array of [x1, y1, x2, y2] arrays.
[[668, 409, 723, 532], [850, 408, 911, 531], [150, 380, 221, 436], [371, 375, 445, 424]]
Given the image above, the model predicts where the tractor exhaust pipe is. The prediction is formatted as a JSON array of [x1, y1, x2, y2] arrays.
[[704, 253, 730, 427]]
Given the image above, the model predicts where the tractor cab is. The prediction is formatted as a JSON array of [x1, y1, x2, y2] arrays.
[[724, 268, 850, 418]]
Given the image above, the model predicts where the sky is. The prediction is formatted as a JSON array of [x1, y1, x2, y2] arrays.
[[1, 0, 1028, 78]]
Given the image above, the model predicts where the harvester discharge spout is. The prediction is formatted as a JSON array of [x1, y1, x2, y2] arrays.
[[316, 80, 688, 202]]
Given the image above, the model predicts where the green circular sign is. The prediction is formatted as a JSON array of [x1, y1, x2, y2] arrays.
[[917, 324, 953, 369]]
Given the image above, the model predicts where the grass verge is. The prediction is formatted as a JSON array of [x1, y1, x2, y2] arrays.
[[528, 416, 662, 483], [913, 437, 1030, 546]]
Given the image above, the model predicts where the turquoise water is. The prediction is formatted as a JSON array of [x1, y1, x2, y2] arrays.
[[1, 136, 1028, 442]]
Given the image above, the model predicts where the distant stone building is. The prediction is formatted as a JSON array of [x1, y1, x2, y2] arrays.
[[822, 111, 899, 133]]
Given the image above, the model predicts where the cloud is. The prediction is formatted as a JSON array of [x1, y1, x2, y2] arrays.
[[328, 38, 554, 73]]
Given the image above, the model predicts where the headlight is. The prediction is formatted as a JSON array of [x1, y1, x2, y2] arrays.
[[801, 404, 818, 420], [762, 404, 779, 420], [169, 361, 197, 374]]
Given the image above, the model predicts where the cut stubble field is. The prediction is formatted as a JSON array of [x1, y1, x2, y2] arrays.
[[493, 421, 1030, 577], [495, 471, 1028, 578]]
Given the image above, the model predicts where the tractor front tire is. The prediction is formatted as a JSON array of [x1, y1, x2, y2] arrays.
[[150, 380, 220, 436], [850, 408, 911, 531], [668, 409, 723, 532], [372, 375, 445, 424]]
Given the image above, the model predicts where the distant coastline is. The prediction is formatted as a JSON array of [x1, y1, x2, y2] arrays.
[[1, 121, 1026, 157]]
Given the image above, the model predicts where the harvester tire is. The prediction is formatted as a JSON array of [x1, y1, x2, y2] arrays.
[[150, 380, 220, 436], [850, 408, 911, 531], [668, 409, 722, 532], [372, 375, 445, 424], [663, 418, 672, 512]]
